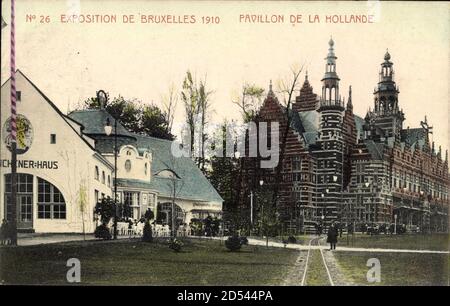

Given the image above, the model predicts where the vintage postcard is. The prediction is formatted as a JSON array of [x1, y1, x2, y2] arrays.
[[0, 0, 448, 293]]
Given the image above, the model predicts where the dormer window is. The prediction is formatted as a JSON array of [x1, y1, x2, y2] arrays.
[[155, 169, 180, 179]]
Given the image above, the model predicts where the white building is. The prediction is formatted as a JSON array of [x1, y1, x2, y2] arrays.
[[0, 70, 223, 234]]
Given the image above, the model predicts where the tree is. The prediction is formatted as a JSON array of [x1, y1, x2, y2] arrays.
[[207, 121, 242, 230], [94, 197, 116, 225], [256, 188, 280, 247], [141, 104, 174, 139], [77, 181, 88, 240], [232, 83, 265, 123], [161, 83, 179, 136], [80, 93, 174, 140], [197, 77, 214, 172], [181, 71, 199, 157], [180, 71, 215, 169], [271, 65, 304, 207]]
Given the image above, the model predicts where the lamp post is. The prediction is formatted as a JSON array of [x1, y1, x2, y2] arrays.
[[394, 213, 397, 235], [102, 90, 118, 240], [364, 182, 371, 223], [250, 180, 263, 234]]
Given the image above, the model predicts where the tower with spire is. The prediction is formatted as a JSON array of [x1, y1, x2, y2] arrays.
[[314, 37, 346, 225], [367, 50, 405, 142], [319, 37, 344, 110]]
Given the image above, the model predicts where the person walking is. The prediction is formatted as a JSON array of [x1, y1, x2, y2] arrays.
[[327, 222, 338, 250]]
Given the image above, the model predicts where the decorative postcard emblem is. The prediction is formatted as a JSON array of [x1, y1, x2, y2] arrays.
[[2, 114, 34, 154]]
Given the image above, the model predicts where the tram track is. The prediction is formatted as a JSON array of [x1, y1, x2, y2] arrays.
[[302, 236, 334, 286]]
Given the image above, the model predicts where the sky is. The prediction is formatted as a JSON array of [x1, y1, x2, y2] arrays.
[[1, 1, 449, 151]]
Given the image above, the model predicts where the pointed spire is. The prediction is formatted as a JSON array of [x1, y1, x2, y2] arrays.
[[347, 85, 353, 111], [438, 145, 442, 159], [445, 150, 448, 163], [432, 141, 435, 154], [384, 48, 391, 61], [267, 79, 275, 99], [305, 70, 308, 81]]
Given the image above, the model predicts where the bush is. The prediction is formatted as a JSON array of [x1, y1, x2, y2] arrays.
[[239, 236, 248, 245], [142, 222, 153, 242], [288, 236, 297, 244], [169, 238, 183, 252], [94, 224, 112, 240], [225, 236, 242, 252]]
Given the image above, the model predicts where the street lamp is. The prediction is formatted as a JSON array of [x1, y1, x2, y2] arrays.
[[250, 180, 264, 233], [394, 213, 398, 234], [101, 90, 118, 240]]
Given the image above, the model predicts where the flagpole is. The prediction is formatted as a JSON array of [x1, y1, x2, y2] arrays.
[[10, 0, 18, 246]]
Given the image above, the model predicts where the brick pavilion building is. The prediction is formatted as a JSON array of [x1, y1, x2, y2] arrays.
[[238, 38, 449, 233]]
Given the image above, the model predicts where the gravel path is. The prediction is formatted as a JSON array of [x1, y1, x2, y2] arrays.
[[281, 248, 309, 286]]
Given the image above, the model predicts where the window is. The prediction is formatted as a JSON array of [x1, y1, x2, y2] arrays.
[[95, 190, 99, 203], [50, 134, 56, 144], [292, 156, 301, 171], [125, 160, 132, 172], [4, 174, 33, 221], [95, 166, 99, 180], [107, 175, 111, 187], [145, 163, 148, 175], [17, 91, 21, 101], [102, 171, 105, 184], [37, 178, 66, 219]]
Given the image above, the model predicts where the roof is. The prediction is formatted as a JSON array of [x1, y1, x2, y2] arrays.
[[354, 115, 365, 136], [400, 128, 427, 146], [2, 70, 98, 152], [298, 110, 319, 145], [133, 134, 223, 203], [116, 178, 154, 190], [68, 109, 136, 138], [364, 139, 385, 160], [289, 108, 305, 135], [67, 106, 223, 204]]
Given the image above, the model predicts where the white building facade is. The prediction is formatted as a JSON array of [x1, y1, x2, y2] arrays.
[[1, 70, 223, 234], [1, 71, 113, 233]]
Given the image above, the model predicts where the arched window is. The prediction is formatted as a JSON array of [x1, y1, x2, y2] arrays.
[[95, 166, 99, 180], [102, 171, 105, 184], [37, 177, 66, 219]]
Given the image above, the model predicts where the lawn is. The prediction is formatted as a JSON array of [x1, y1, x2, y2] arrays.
[[334, 251, 449, 286], [336, 233, 449, 251], [0, 238, 299, 285]]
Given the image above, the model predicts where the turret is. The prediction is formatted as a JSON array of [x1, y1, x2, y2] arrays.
[[319, 37, 344, 110]]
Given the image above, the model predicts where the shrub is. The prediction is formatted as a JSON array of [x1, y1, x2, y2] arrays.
[[239, 236, 248, 245], [169, 238, 183, 252], [225, 236, 242, 252], [142, 222, 153, 242], [141, 208, 154, 243], [288, 236, 297, 244], [94, 224, 112, 240]]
